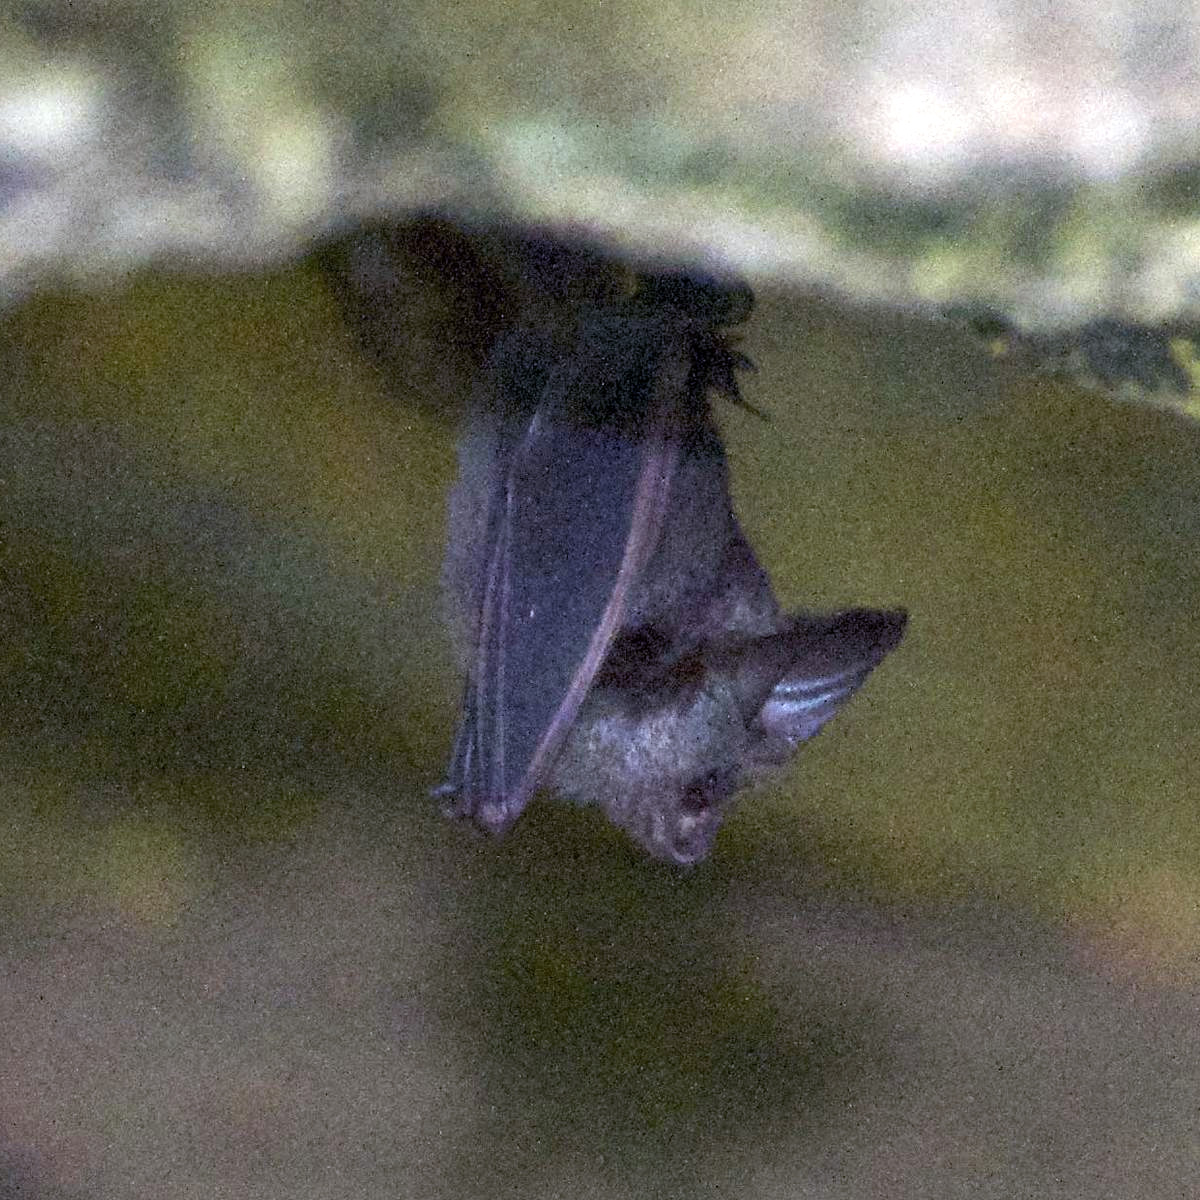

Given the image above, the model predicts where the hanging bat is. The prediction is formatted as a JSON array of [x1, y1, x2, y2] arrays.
[[437, 271, 907, 864]]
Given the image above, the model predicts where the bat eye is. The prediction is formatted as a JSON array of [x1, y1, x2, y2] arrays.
[[680, 768, 736, 814]]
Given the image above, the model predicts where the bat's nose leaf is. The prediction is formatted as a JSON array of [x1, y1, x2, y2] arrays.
[[638, 785, 729, 867]]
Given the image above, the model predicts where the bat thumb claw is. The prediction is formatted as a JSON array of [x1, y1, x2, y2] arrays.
[[431, 780, 471, 822], [434, 781, 522, 838], [469, 798, 513, 836]]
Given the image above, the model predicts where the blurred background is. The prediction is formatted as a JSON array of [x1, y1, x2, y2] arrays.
[[4, 0, 1200, 1196], [3, 227, 1200, 1198], [6, 0, 1200, 332]]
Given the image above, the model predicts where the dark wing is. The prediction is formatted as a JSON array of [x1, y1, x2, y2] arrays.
[[440, 324, 693, 835]]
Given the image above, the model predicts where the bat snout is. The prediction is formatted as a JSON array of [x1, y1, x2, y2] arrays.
[[627, 778, 731, 866]]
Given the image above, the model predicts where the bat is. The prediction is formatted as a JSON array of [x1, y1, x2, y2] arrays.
[[437, 270, 907, 864]]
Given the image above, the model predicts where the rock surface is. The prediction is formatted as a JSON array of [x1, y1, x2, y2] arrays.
[[5, 0, 1200, 329]]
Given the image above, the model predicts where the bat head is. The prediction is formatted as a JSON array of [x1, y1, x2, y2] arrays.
[[552, 608, 908, 865]]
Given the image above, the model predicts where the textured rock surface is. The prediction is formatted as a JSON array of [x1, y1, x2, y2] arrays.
[[5, 0, 1200, 328]]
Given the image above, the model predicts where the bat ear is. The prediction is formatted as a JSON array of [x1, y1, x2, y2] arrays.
[[755, 609, 908, 752]]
